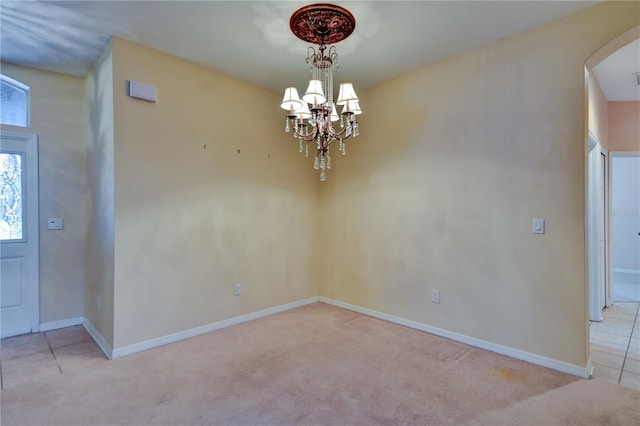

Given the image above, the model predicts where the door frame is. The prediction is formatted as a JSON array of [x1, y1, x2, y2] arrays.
[[1, 130, 39, 336], [600, 148, 610, 308]]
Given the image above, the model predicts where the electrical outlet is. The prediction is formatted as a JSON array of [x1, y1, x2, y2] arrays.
[[432, 290, 440, 304], [234, 284, 241, 296]]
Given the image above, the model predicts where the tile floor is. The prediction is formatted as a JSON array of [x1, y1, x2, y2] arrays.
[[0, 325, 107, 389], [612, 280, 640, 303], [590, 302, 640, 391]]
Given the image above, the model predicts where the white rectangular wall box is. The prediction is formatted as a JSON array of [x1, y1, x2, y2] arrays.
[[128, 80, 157, 102], [47, 218, 63, 230], [532, 219, 545, 234]]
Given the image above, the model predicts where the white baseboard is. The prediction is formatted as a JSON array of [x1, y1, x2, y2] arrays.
[[39, 317, 84, 332], [613, 268, 640, 283], [82, 318, 113, 360], [111, 297, 319, 359], [319, 297, 591, 379], [47, 297, 591, 379]]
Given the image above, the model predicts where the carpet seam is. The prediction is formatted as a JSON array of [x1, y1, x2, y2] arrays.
[[43, 331, 63, 375]]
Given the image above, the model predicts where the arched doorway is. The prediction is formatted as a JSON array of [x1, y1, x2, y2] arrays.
[[585, 25, 640, 387]]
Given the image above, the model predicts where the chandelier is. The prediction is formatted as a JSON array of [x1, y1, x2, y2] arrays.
[[280, 4, 362, 181]]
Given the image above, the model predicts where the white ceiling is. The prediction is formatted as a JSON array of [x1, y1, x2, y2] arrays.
[[593, 39, 640, 101], [0, 1, 610, 95]]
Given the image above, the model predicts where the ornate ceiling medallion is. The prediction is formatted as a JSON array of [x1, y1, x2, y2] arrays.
[[289, 4, 356, 45]]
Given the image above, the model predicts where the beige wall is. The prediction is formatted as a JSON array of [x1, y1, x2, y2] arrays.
[[0, 63, 88, 324], [109, 38, 319, 348], [320, 1, 639, 367], [588, 71, 609, 149], [609, 101, 640, 151], [84, 44, 116, 347]]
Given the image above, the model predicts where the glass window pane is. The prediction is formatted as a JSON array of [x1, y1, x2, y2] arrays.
[[0, 153, 23, 240], [1, 77, 29, 127]]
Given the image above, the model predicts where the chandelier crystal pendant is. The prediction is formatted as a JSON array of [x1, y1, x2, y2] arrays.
[[280, 4, 362, 182]]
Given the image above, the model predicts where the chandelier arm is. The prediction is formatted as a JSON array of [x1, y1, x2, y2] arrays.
[[328, 46, 339, 70], [329, 126, 352, 139], [297, 133, 318, 142], [306, 46, 318, 69], [290, 120, 319, 142]]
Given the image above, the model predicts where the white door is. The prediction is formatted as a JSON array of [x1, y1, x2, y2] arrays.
[[0, 131, 39, 338]]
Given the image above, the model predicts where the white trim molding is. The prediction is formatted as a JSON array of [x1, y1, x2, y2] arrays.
[[319, 297, 592, 379], [111, 297, 319, 359], [37, 316, 113, 360], [40, 297, 592, 379], [613, 268, 640, 283], [39, 317, 83, 332], [586, 358, 594, 379], [82, 318, 113, 360]]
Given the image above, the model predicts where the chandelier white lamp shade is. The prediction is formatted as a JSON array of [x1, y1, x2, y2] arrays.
[[341, 98, 362, 116], [280, 87, 303, 111], [302, 79, 327, 105], [336, 82, 358, 105], [280, 4, 362, 181]]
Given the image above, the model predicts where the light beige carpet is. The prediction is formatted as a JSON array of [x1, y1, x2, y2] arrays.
[[2, 302, 639, 425], [467, 379, 639, 425]]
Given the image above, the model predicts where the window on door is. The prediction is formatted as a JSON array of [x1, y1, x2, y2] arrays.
[[0, 152, 24, 240]]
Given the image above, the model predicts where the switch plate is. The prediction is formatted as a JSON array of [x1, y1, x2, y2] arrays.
[[532, 219, 545, 234], [234, 284, 241, 296], [47, 218, 63, 230]]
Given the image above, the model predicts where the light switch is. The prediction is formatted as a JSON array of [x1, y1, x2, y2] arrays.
[[532, 219, 545, 234], [47, 218, 63, 230]]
